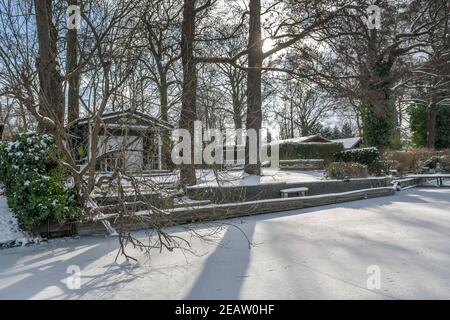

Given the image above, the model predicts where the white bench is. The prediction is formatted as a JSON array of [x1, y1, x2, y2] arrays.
[[280, 187, 309, 198], [389, 169, 398, 176]]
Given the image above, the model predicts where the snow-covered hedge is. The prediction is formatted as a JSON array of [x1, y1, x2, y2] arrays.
[[277, 142, 344, 162], [334, 147, 381, 173], [0, 133, 77, 231]]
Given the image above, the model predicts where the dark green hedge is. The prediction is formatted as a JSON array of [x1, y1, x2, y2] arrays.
[[277, 142, 344, 162], [333, 147, 382, 174], [0, 133, 77, 231], [334, 147, 379, 164]]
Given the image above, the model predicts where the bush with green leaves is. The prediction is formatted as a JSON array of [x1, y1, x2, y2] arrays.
[[325, 162, 369, 179], [277, 142, 344, 163], [0, 133, 77, 231], [334, 147, 381, 174]]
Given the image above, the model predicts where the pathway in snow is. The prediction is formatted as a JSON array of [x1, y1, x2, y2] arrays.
[[1, 187, 450, 299]]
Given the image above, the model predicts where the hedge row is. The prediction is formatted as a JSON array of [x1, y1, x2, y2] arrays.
[[334, 147, 380, 165], [277, 142, 344, 162], [0, 133, 77, 231]]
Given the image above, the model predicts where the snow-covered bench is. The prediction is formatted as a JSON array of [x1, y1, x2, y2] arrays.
[[280, 187, 309, 198]]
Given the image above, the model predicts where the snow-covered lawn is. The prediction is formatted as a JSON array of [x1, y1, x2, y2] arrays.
[[0, 192, 33, 247], [194, 168, 324, 187], [96, 169, 324, 193], [1, 187, 450, 299], [94, 169, 324, 191]]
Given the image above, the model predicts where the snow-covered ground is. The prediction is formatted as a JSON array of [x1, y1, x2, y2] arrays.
[[0, 191, 33, 247], [94, 168, 324, 188], [1, 187, 450, 299], [98, 168, 324, 191], [194, 168, 324, 187]]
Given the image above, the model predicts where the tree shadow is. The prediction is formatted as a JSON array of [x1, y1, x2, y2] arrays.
[[185, 222, 256, 299], [1, 187, 448, 299], [0, 237, 141, 299]]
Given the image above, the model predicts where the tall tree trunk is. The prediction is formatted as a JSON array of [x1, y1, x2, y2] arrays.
[[356, 112, 362, 136], [35, 0, 64, 132], [289, 100, 294, 138], [233, 114, 243, 130], [179, 0, 197, 185], [159, 72, 173, 169], [231, 86, 243, 130], [361, 29, 398, 148], [244, 0, 262, 175], [67, 0, 80, 124], [229, 67, 244, 130]]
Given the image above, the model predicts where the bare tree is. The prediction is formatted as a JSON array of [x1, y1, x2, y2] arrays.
[[312, 0, 447, 147], [404, 0, 450, 149], [271, 79, 335, 138], [178, 0, 218, 186], [196, 0, 351, 174], [34, 0, 64, 131], [139, 0, 182, 169], [179, 0, 198, 186], [66, 0, 80, 124]]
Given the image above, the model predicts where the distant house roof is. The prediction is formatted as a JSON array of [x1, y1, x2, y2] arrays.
[[271, 135, 331, 145], [331, 137, 362, 149], [228, 134, 332, 148], [74, 109, 172, 130]]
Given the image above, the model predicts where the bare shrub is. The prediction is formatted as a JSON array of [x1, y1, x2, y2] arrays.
[[325, 162, 369, 179], [384, 149, 436, 174]]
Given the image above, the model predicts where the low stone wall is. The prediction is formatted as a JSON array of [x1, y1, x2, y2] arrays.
[[92, 192, 173, 208], [395, 178, 424, 189], [40, 177, 393, 237], [279, 159, 324, 170], [187, 177, 392, 203], [76, 187, 395, 235], [171, 187, 395, 224], [37, 219, 77, 238]]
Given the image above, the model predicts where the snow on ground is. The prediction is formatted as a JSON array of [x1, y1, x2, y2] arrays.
[[194, 168, 324, 187], [116, 169, 450, 189], [0, 191, 33, 247], [1, 187, 450, 299], [104, 168, 324, 189]]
